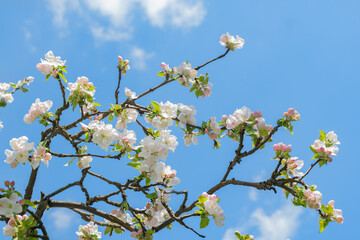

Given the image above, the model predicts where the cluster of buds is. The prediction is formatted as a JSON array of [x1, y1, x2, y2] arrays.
[[118, 56, 130, 75], [283, 108, 300, 121], [160, 62, 177, 75], [311, 131, 340, 164], [3, 214, 31, 237]]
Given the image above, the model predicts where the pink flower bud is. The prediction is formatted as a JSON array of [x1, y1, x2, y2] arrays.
[[94, 114, 103, 120], [4, 180, 10, 187], [0, 188, 4, 192], [118, 56, 123, 63], [161, 62, 167, 70], [204, 88, 212, 96], [18, 199, 25, 205], [221, 115, 228, 122], [328, 200, 335, 208], [252, 110, 262, 118]]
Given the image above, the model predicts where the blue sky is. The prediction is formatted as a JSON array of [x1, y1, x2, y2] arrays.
[[0, 0, 359, 239]]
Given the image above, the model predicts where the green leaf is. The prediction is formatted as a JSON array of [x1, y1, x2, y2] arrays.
[[24, 199, 37, 209], [20, 86, 29, 93], [198, 196, 208, 203], [58, 72, 67, 84], [146, 192, 158, 200], [319, 130, 326, 141], [157, 71, 165, 77], [310, 145, 318, 154], [319, 160, 327, 167], [145, 177, 151, 186], [200, 215, 210, 228], [108, 113, 114, 122], [104, 227, 112, 235], [235, 231, 242, 239], [114, 228, 123, 234], [319, 219, 329, 233], [151, 101, 160, 112], [44, 74, 51, 82], [127, 162, 141, 169], [64, 157, 76, 166], [0, 99, 7, 107]]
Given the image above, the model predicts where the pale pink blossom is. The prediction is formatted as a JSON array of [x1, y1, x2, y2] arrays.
[[78, 156, 92, 169], [30, 146, 52, 169], [219, 33, 245, 50], [4, 136, 34, 168], [0, 193, 22, 217], [283, 108, 300, 121], [76, 221, 102, 240], [24, 98, 53, 124]]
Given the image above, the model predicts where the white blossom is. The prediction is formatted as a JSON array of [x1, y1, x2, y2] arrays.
[[4, 136, 34, 168], [219, 33, 245, 51], [0, 193, 22, 218], [23, 98, 53, 124]]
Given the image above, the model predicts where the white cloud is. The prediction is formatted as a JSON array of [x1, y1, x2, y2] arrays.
[[91, 26, 131, 41], [223, 204, 303, 240], [248, 188, 258, 202], [45, 0, 206, 41], [140, 0, 206, 28], [130, 47, 155, 70], [45, 0, 80, 36], [48, 208, 74, 230]]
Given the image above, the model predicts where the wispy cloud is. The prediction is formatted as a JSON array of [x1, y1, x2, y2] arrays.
[[44, 0, 206, 41], [48, 209, 75, 230], [130, 47, 155, 70], [140, 0, 206, 28], [223, 204, 303, 240]]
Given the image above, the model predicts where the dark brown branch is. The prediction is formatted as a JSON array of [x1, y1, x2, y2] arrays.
[[160, 190, 205, 238], [48, 200, 134, 232], [115, 67, 122, 104], [194, 49, 230, 71], [135, 79, 176, 100]]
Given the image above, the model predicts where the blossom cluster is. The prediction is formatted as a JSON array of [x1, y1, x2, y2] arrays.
[[273, 142, 304, 177], [283, 108, 300, 121], [30, 146, 52, 169], [0, 83, 14, 104], [3, 214, 29, 237], [197, 192, 225, 227], [76, 221, 102, 240], [67, 76, 96, 111], [115, 108, 138, 130], [81, 120, 119, 151], [138, 130, 179, 185], [222, 107, 272, 143], [23, 98, 53, 124], [36, 50, 66, 77], [4, 136, 34, 168], [327, 200, 344, 224], [311, 131, 340, 163], [219, 32, 245, 51], [118, 56, 130, 75]]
